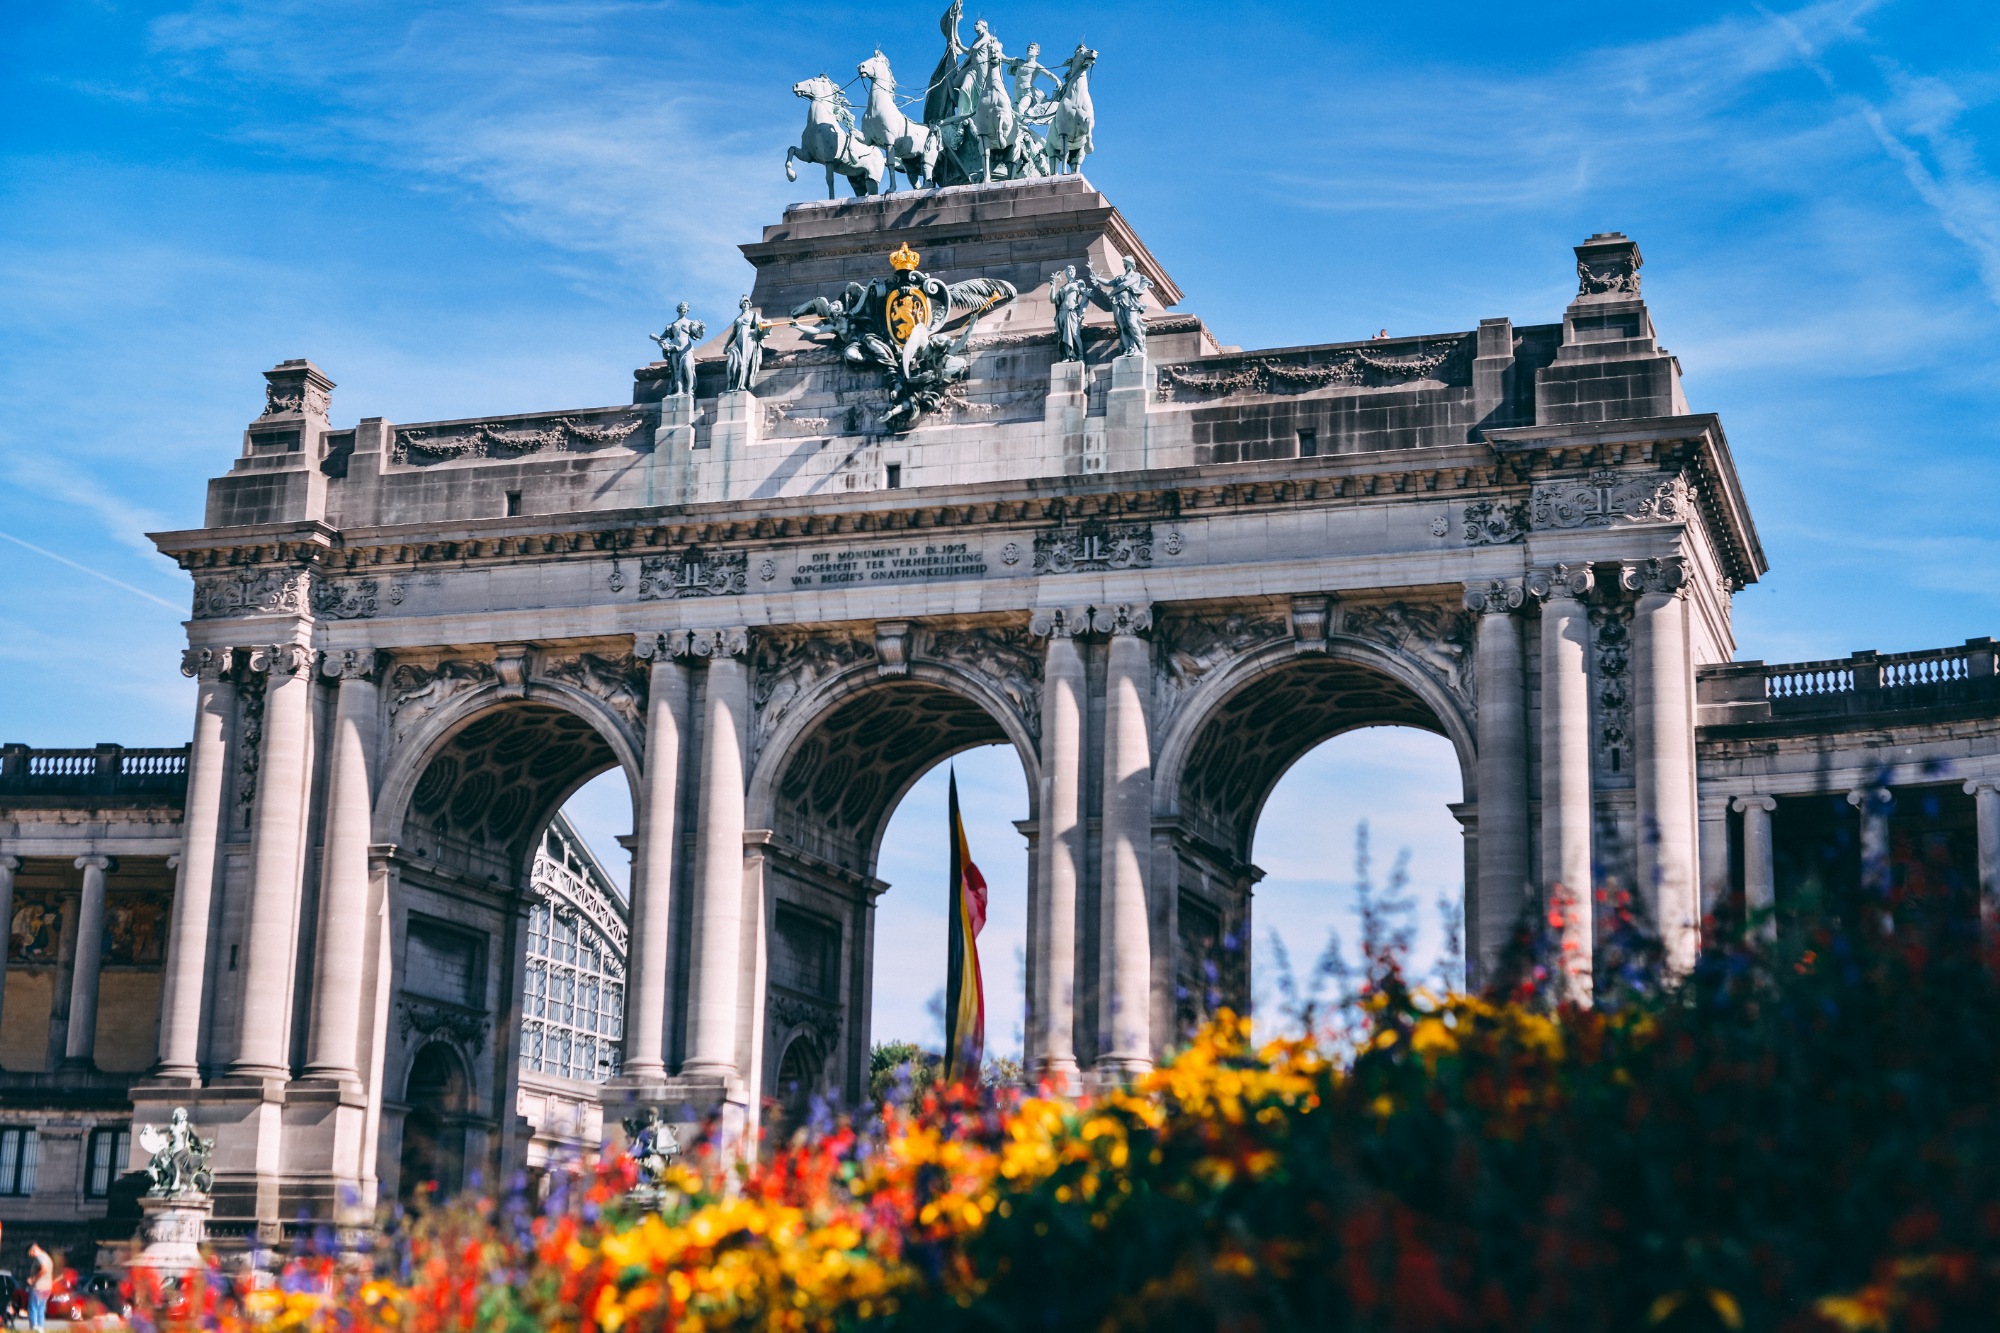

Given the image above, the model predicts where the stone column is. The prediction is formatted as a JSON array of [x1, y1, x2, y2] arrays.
[[625, 631, 692, 1084], [1964, 778, 2000, 940], [1464, 579, 1528, 986], [1528, 564, 1594, 1002], [1028, 607, 1088, 1085], [157, 648, 236, 1079], [66, 854, 113, 1066], [1733, 795, 1777, 942], [1625, 557, 1699, 972], [1095, 603, 1153, 1075], [0, 854, 18, 1055], [684, 627, 751, 1080], [1848, 785, 1893, 898], [230, 641, 316, 1078], [303, 650, 381, 1083]]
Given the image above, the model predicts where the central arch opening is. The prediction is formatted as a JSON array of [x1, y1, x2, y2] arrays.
[[758, 671, 1034, 1120]]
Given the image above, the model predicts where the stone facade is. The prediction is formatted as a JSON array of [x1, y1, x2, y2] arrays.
[[2, 178, 1995, 1250]]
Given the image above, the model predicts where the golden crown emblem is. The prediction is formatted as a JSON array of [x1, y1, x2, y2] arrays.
[[888, 242, 921, 272]]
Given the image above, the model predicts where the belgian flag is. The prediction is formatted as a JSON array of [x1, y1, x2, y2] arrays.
[[944, 769, 988, 1083]]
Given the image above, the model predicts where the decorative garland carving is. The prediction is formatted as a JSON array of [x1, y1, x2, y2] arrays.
[[769, 991, 841, 1050], [1590, 602, 1634, 783], [391, 414, 646, 466], [234, 672, 265, 828], [1155, 337, 1468, 402]]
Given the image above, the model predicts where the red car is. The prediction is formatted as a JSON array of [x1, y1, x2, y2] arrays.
[[44, 1271, 132, 1324]]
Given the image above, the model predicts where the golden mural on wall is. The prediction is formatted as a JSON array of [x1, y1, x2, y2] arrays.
[[8, 894, 63, 965], [6, 890, 170, 966]]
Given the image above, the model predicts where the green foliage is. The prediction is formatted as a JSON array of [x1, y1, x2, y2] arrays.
[[869, 1040, 941, 1103]]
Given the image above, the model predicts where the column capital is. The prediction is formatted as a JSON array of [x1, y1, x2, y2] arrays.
[[635, 630, 690, 662], [1526, 563, 1594, 602], [1620, 555, 1689, 598], [320, 648, 384, 682], [1092, 603, 1154, 637], [1966, 778, 2000, 797], [1847, 785, 1893, 810], [180, 647, 235, 682], [74, 854, 114, 873], [688, 626, 750, 659], [1463, 578, 1526, 615], [246, 642, 315, 677], [0, 854, 19, 874], [1028, 605, 1093, 639], [1731, 794, 1777, 813]]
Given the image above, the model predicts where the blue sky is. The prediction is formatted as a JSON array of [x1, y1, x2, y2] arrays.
[[5, 0, 1998, 1051]]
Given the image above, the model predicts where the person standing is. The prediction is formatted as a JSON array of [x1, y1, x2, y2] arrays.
[[25, 1243, 51, 1332]]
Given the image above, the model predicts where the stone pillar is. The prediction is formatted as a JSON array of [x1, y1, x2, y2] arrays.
[[303, 650, 381, 1083], [1733, 795, 1777, 942], [1095, 603, 1153, 1075], [1528, 564, 1594, 1001], [1848, 785, 1893, 898], [0, 854, 18, 1056], [1104, 355, 1150, 474], [1625, 558, 1699, 972], [1045, 362, 1091, 476], [684, 627, 751, 1081], [158, 648, 236, 1079], [1028, 606, 1088, 1085], [230, 641, 316, 1078], [66, 854, 113, 1066], [1464, 579, 1528, 986], [625, 631, 692, 1084], [1964, 779, 2000, 940]]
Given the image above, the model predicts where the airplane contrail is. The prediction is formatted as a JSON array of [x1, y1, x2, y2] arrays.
[[0, 529, 183, 611]]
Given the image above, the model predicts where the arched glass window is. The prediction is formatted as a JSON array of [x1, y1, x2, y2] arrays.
[[519, 811, 628, 1084]]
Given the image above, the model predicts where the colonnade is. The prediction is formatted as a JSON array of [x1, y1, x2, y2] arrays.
[[1464, 557, 1703, 992]]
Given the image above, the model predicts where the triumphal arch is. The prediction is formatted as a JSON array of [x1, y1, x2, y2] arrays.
[[100, 167, 1761, 1232]]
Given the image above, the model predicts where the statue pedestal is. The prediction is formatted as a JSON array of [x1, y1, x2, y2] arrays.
[[711, 390, 761, 459], [1045, 361, 1092, 475], [131, 1194, 211, 1276], [1105, 353, 1150, 474], [650, 394, 699, 506]]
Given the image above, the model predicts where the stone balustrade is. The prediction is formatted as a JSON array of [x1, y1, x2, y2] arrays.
[[0, 743, 191, 800], [1697, 639, 1999, 725]]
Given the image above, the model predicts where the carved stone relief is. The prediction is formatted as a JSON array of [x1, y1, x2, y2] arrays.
[[1462, 499, 1527, 546], [389, 659, 498, 744], [1157, 612, 1288, 732], [313, 578, 379, 620], [1032, 520, 1152, 575], [234, 671, 265, 829], [1343, 601, 1477, 716], [396, 999, 490, 1057], [391, 413, 646, 466], [540, 652, 647, 732], [1531, 470, 1685, 531], [925, 626, 1043, 741], [192, 569, 310, 620], [638, 548, 748, 599], [1590, 602, 1634, 784], [753, 630, 876, 757], [769, 991, 842, 1051]]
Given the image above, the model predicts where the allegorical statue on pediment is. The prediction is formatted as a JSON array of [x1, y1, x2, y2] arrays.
[[791, 241, 1016, 431], [1088, 255, 1155, 358], [1049, 266, 1089, 363], [789, 3, 1100, 195], [649, 302, 707, 398], [724, 296, 774, 393]]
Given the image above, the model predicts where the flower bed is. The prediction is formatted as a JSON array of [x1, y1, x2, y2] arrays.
[[145, 877, 2000, 1333]]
